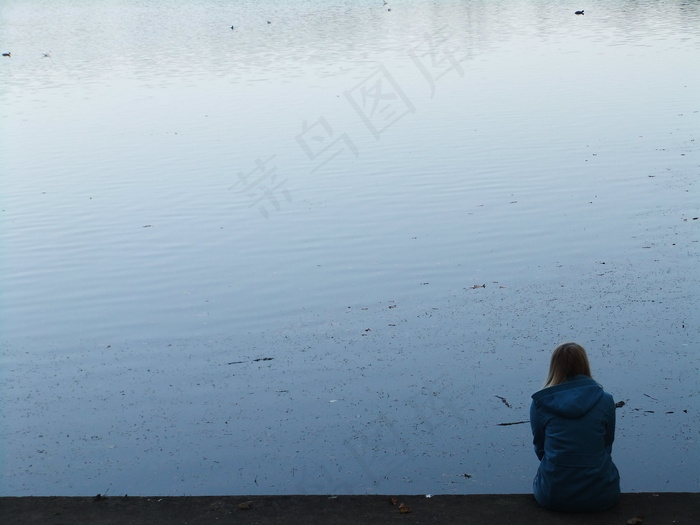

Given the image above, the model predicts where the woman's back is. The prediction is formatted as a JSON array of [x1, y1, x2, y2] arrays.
[[530, 345, 620, 512]]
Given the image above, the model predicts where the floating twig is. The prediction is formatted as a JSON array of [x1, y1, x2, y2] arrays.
[[494, 395, 512, 408], [226, 357, 274, 365], [497, 420, 529, 426]]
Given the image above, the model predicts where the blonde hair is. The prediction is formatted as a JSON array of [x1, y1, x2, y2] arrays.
[[544, 342, 592, 387]]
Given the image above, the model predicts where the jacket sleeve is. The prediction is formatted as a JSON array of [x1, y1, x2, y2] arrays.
[[530, 400, 545, 460], [604, 394, 616, 454]]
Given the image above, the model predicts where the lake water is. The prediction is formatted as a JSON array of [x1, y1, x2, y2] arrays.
[[1, 0, 698, 496]]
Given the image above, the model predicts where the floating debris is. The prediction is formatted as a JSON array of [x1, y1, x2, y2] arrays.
[[615, 400, 626, 408], [497, 420, 529, 426], [227, 357, 274, 365], [494, 395, 512, 408]]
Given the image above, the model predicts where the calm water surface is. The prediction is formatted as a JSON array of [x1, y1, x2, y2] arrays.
[[1, 0, 699, 496]]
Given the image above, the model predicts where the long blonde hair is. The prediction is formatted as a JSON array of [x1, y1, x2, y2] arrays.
[[544, 342, 592, 387]]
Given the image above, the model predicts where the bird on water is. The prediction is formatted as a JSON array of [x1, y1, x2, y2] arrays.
[[575, 10, 584, 15]]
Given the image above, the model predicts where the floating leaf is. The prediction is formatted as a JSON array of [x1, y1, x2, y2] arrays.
[[626, 516, 644, 525], [398, 503, 412, 514]]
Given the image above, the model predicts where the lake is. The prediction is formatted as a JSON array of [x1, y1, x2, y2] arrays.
[[1, 0, 698, 496]]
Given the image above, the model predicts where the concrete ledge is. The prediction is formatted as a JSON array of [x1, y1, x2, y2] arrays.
[[1, 493, 697, 524]]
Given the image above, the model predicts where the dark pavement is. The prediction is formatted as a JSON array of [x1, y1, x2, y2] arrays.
[[1, 493, 698, 525]]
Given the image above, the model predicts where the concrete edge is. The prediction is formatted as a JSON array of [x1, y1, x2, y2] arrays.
[[1, 492, 698, 525]]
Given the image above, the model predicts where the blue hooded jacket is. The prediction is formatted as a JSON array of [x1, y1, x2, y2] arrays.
[[530, 375, 620, 512]]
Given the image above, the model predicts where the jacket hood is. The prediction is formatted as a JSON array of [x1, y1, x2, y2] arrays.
[[532, 376, 604, 418]]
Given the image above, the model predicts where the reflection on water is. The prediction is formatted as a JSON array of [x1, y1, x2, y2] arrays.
[[1, 0, 699, 496]]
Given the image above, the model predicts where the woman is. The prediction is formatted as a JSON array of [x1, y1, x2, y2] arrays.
[[530, 343, 620, 512]]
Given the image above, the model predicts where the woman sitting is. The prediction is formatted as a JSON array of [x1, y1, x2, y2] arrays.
[[530, 342, 621, 512]]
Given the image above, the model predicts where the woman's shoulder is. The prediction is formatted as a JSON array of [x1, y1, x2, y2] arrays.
[[531, 375, 599, 397]]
